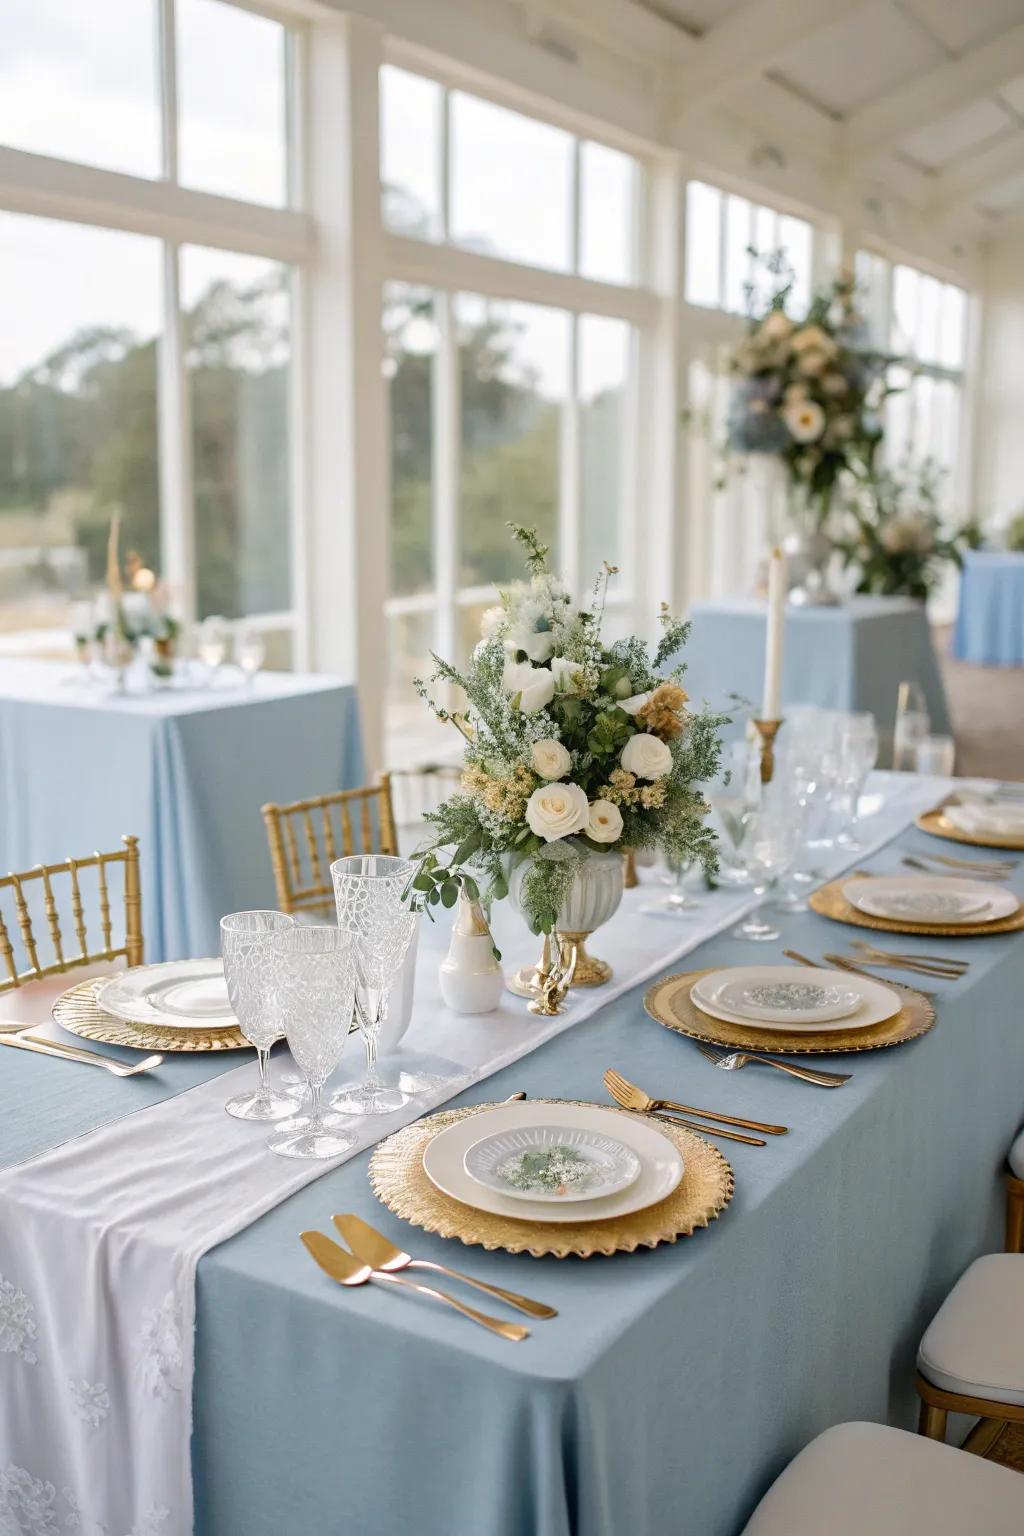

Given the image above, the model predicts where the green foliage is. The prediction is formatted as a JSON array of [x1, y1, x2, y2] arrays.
[[1007, 514, 1024, 553], [833, 459, 970, 601]]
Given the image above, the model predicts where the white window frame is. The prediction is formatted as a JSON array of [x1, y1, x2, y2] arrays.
[[378, 48, 670, 758], [0, 0, 311, 662]]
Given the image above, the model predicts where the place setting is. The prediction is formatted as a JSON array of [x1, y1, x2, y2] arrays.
[[809, 870, 1024, 938], [916, 793, 1024, 852], [645, 959, 933, 1059]]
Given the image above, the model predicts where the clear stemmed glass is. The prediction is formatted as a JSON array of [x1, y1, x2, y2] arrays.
[[706, 739, 759, 886], [640, 853, 700, 916], [234, 622, 265, 683], [735, 812, 797, 941], [197, 615, 230, 679], [220, 910, 297, 1121], [836, 713, 879, 850], [330, 854, 418, 1116], [267, 925, 359, 1160]]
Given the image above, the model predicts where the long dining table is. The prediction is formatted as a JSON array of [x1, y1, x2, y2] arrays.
[[2, 772, 1022, 1536]]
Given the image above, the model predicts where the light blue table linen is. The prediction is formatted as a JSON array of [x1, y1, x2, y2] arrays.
[[0, 661, 362, 962], [3, 818, 1021, 1536], [952, 551, 1024, 666], [683, 598, 951, 762]]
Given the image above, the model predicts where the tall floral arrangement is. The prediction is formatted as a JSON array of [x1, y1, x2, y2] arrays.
[[834, 461, 971, 601], [412, 526, 726, 936], [727, 261, 891, 525]]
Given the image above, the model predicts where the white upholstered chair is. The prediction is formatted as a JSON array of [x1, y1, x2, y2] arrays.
[[740, 1421, 1024, 1534], [916, 1253, 1024, 1447]]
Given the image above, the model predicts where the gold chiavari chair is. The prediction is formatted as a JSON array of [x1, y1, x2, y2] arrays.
[[262, 778, 399, 919], [0, 834, 144, 1023]]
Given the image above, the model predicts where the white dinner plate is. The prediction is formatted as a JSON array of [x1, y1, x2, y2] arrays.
[[96, 960, 237, 1030], [841, 875, 1017, 925], [463, 1123, 641, 1204], [691, 967, 901, 1034], [693, 967, 861, 1025], [423, 1102, 684, 1224], [945, 803, 1024, 838]]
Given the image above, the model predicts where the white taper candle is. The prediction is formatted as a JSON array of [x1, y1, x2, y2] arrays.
[[762, 546, 787, 720]]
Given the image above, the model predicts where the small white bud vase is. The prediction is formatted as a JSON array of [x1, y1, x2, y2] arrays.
[[438, 889, 504, 1015]]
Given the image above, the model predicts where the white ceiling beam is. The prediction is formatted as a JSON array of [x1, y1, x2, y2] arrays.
[[928, 128, 1024, 215], [845, 21, 1024, 163], [671, 0, 861, 105]]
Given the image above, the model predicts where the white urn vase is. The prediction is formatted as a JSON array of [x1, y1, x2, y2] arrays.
[[438, 890, 504, 1015], [506, 848, 625, 994]]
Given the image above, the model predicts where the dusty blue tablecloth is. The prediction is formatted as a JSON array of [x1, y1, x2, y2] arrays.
[[953, 551, 1024, 666], [3, 806, 1021, 1536], [0, 660, 362, 960], [683, 597, 951, 762]]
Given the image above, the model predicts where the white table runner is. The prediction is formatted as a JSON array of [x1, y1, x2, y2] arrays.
[[0, 774, 948, 1535]]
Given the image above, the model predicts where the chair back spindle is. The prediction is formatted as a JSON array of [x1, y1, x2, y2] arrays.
[[262, 778, 398, 917]]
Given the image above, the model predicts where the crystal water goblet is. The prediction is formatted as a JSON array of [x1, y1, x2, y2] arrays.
[[330, 854, 417, 1115], [220, 910, 297, 1121], [234, 622, 265, 683], [197, 614, 229, 678], [267, 925, 359, 1160], [735, 812, 797, 941]]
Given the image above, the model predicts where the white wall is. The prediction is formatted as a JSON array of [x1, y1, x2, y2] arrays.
[[974, 234, 1024, 528]]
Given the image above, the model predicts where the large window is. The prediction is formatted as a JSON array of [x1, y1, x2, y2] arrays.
[[0, 0, 299, 657], [856, 251, 969, 501], [380, 66, 647, 760], [685, 180, 812, 317]]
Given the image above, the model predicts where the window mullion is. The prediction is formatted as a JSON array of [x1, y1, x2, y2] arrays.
[[560, 315, 581, 601], [433, 289, 459, 676], [157, 0, 178, 183], [157, 240, 196, 625]]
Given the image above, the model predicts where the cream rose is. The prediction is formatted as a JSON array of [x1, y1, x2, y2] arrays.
[[503, 659, 555, 715], [621, 732, 672, 780], [525, 781, 589, 842], [531, 738, 571, 781], [587, 799, 624, 844], [758, 310, 793, 342], [783, 399, 826, 444]]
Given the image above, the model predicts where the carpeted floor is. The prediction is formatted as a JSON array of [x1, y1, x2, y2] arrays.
[[935, 627, 1024, 780]]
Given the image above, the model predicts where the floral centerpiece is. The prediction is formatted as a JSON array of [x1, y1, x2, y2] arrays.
[[834, 461, 972, 601], [726, 262, 890, 527], [73, 516, 181, 680], [412, 526, 726, 985]]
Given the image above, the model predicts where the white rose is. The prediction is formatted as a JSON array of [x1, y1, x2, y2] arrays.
[[621, 731, 672, 780], [503, 659, 555, 715], [525, 782, 589, 842], [620, 691, 651, 716], [790, 325, 835, 355], [759, 310, 793, 342], [531, 738, 571, 780], [783, 399, 826, 444], [796, 347, 830, 377], [587, 799, 624, 844], [550, 656, 585, 694]]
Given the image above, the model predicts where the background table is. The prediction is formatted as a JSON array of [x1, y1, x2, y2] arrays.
[[3, 790, 1020, 1536], [0, 660, 362, 961], [953, 550, 1024, 666], [683, 597, 951, 762]]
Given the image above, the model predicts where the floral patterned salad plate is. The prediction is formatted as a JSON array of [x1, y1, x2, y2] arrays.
[[464, 1123, 641, 1204], [691, 966, 900, 1032]]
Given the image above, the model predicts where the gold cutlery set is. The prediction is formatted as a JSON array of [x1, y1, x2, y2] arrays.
[[302, 1212, 557, 1342], [0, 1026, 163, 1076]]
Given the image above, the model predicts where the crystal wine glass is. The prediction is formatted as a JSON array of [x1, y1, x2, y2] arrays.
[[735, 812, 797, 942], [267, 925, 359, 1160], [836, 713, 879, 851], [640, 853, 699, 916], [197, 614, 230, 677], [220, 910, 296, 1121], [234, 622, 265, 683], [330, 854, 417, 1115]]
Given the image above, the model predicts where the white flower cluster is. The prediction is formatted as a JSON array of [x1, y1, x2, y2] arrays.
[[879, 515, 935, 555], [520, 728, 671, 848]]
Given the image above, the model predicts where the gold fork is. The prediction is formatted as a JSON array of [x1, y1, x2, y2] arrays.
[[603, 1071, 766, 1145], [604, 1068, 788, 1136]]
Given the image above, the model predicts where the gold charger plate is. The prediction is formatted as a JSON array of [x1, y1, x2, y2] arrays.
[[809, 876, 1024, 938], [644, 967, 935, 1056], [52, 975, 250, 1052], [916, 807, 1024, 852], [369, 1099, 733, 1259]]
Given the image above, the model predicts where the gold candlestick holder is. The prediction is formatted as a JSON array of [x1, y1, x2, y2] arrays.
[[752, 718, 783, 784]]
